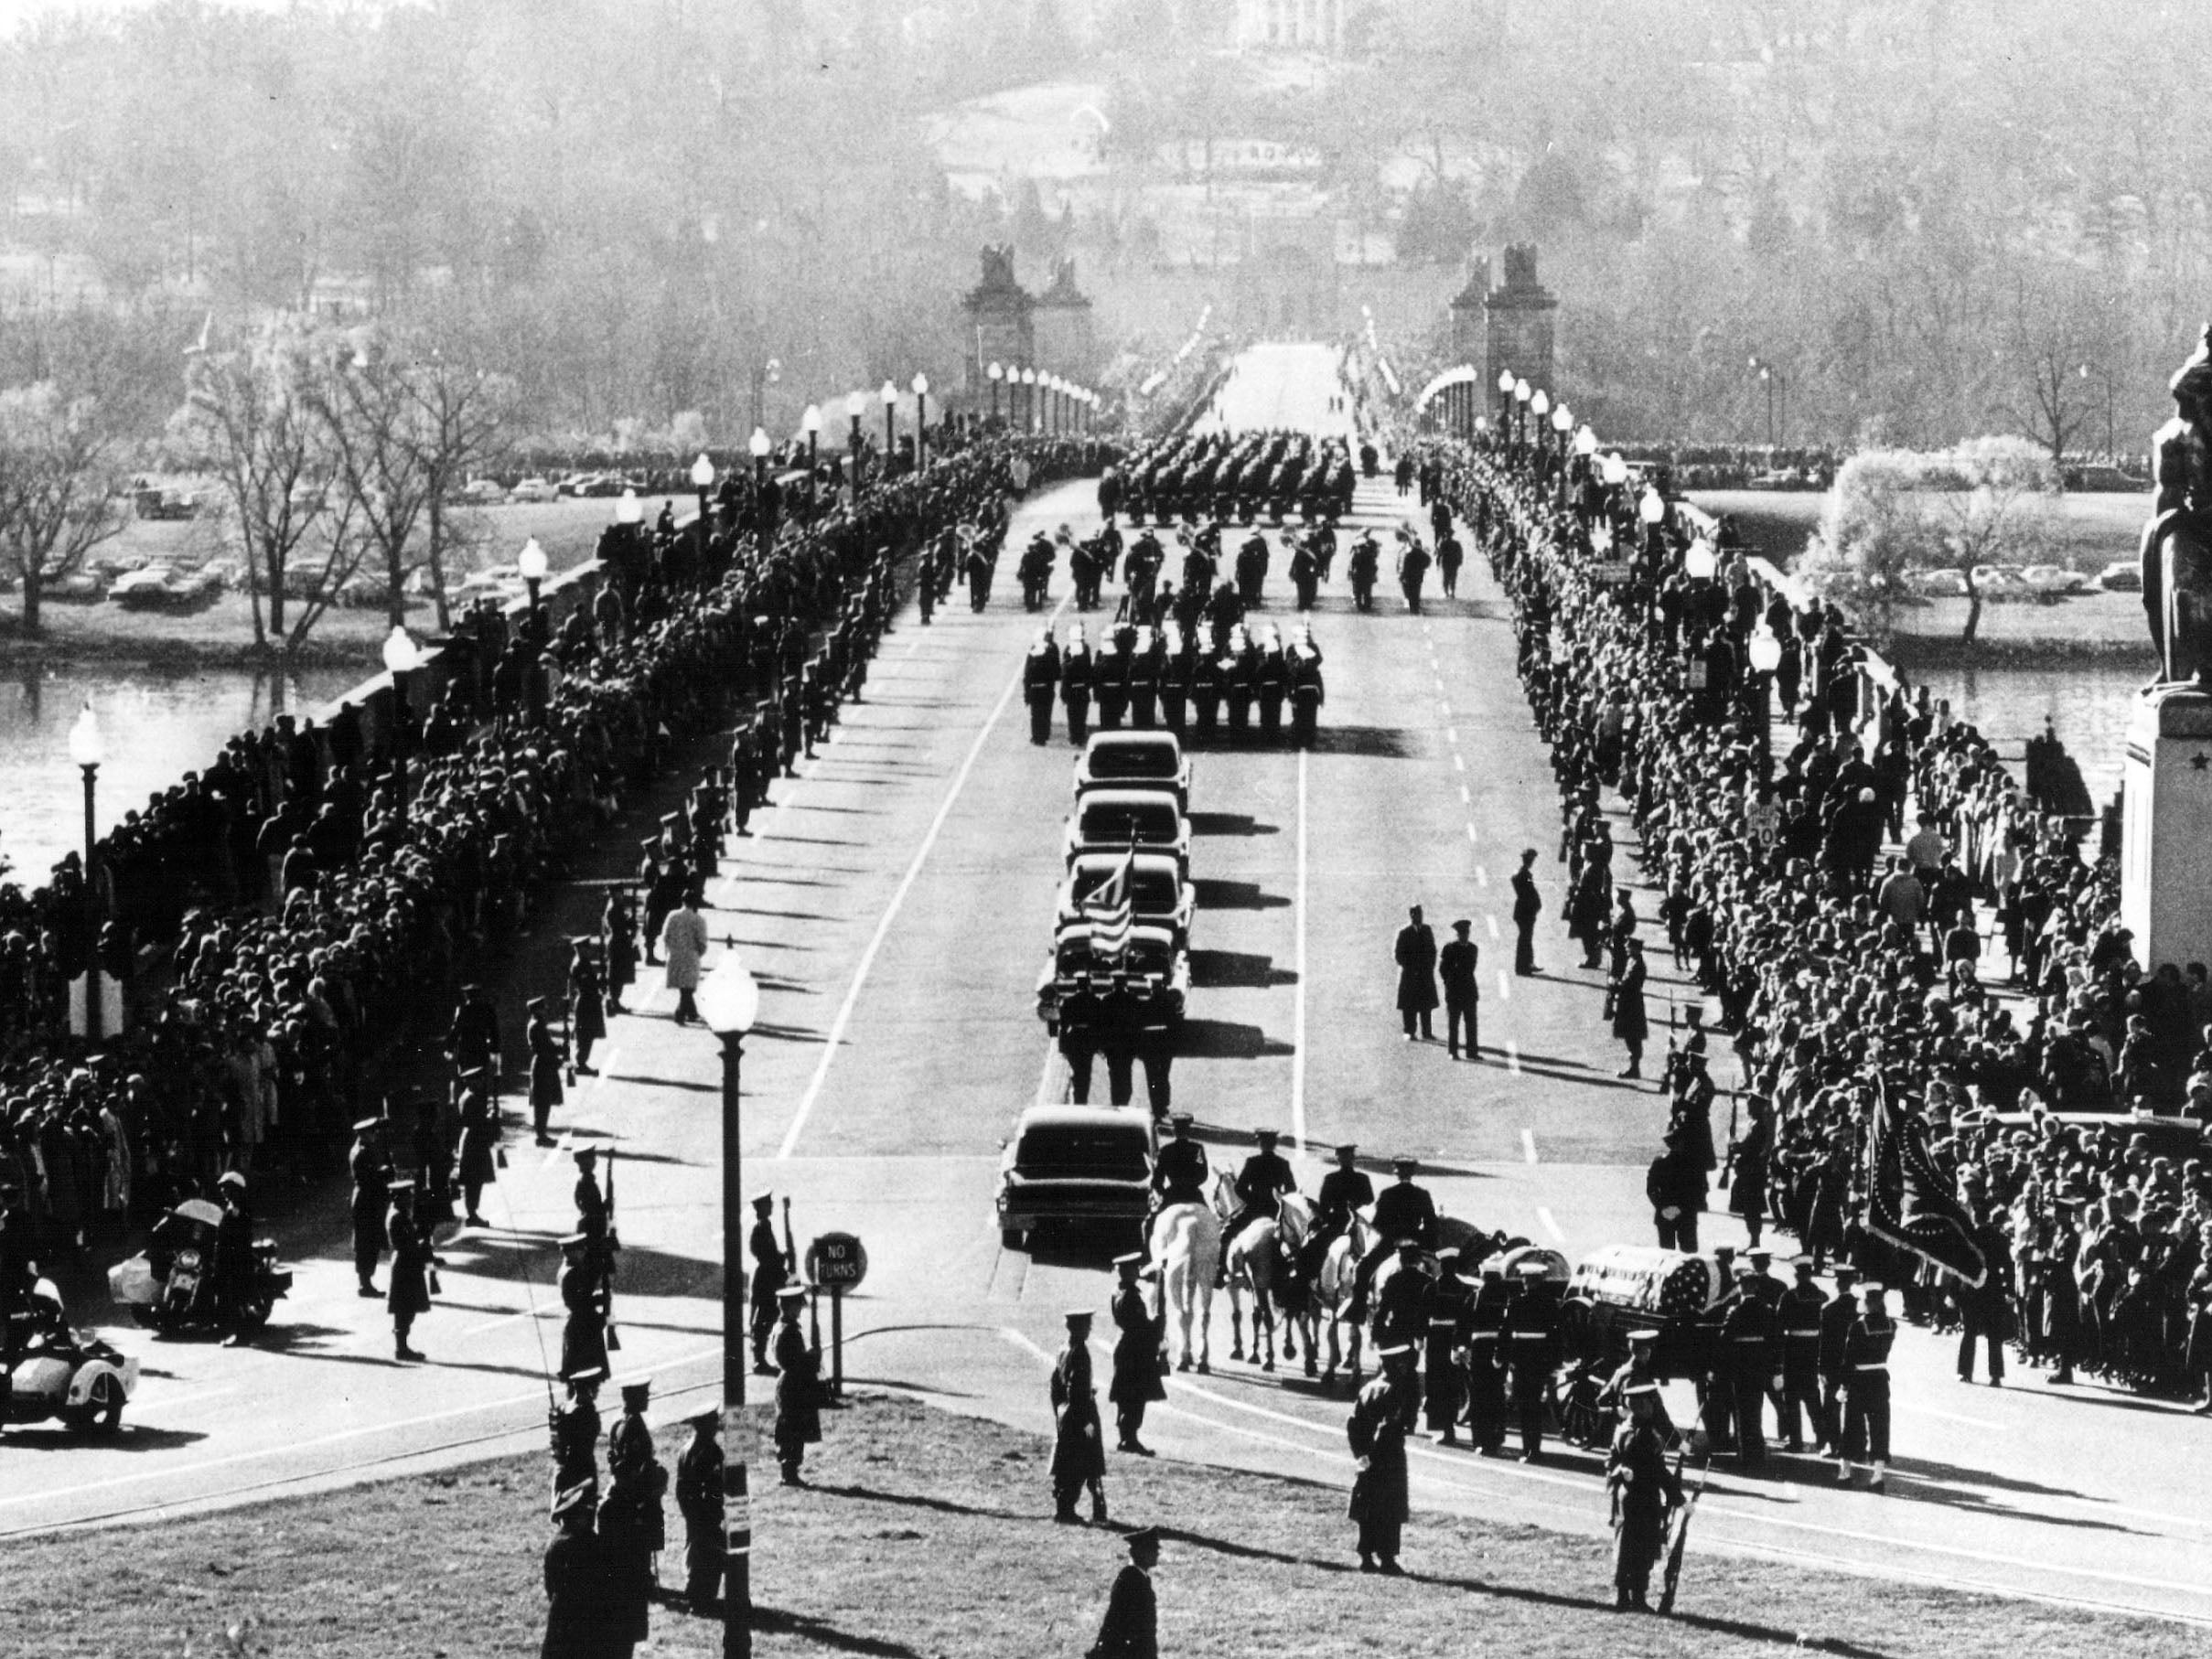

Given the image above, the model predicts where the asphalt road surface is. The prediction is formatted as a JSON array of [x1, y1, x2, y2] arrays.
[[16, 343, 2212, 1632]]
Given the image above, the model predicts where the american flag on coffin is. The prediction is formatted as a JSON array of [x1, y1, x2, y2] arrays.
[[1863, 1080, 1988, 1289], [1082, 844, 1138, 965]]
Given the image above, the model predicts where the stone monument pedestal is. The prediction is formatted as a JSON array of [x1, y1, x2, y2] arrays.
[[2120, 683, 2212, 970]]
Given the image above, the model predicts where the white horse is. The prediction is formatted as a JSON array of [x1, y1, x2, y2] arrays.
[[1314, 1214, 1374, 1386], [1223, 1190, 1317, 1375], [1151, 1171, 1226, 1374]]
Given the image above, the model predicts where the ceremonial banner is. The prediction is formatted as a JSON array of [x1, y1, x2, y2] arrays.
[[1864, 1082, 1988, 1287]]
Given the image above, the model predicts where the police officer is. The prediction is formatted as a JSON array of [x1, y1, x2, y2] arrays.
[[748, 1191, 789, 1374], [1777, 1255, 1827, 1452], [349, 1115, 391, 1299], [1217, 1128, 1296, 1263], [674, 1407, 724, 1611], [1500, 1260, 1559, 1461], [1109, 1253, 1166, 1456], [1151, 1115, 1209, 1208]]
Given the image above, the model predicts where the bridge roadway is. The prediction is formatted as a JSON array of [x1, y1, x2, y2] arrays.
[[10, 342, 2211, 1629]]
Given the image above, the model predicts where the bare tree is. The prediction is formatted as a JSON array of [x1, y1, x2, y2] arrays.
[[397, 349, 516, 635], [0, 383, 129, 637], [179, 321, 363, 654], [305, 331, 441, 630]]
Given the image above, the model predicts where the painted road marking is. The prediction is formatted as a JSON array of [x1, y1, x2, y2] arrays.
[[1292, 746, 1310, 1153], [1475, 866, 1488, 887], [1496, 969, 1511, 1001], [542, 1131, 575, 1172], [1520, 1126, 1537, 1162], [1446, 728, 1458, 745], [1466, 824, 1478, 845], [779, 594, 1070, 1159], [1538, 1206, 1564, 1241], [1438, 700, 1451, 716], [1505, 1041, 1521, 1074], [1454, 753, 1466, 773], [1459, 783, 1470, 804], [1486, 915, 1499, 940]]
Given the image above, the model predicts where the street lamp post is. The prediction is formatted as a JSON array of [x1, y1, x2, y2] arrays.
[[880, 380, 898, 476], [1746, 625, 1783, 784], [1749, 357, 1780, 450], [68, 703, 102, 1045], [987, 360, 1004, 426], [748, 427, 772, 554], [1020, 367, 1037, 433], [1513, 378, 1532, 458], [802, 405, 821, 515], [699, 950, 761, 1659], [911, 373, 929, 471], [692, 453, 716, 528], [1497, 368, 1516, 427], [751, 357, 780, 435], [381, 626, 422, 837], [845, 391, 865, 493]]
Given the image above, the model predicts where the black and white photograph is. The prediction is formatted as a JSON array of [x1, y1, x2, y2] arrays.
[[0, 2, 2206, 1654]]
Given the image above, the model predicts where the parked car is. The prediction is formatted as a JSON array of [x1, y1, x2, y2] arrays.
[[2020, 563, 2088, 599], [455, 478, 507, 506], [1057, 851, 1194, 953], [509, 476, 557, 503], [45, 573, 107, 605], [1970, 563, 2031, 598], [1071, 732, 1192, 813], [1906, 567, 1970, 597], [2097, 561, 2143, 593], [1063, 788, 1192, 878], [108, 568, 220, 612], [132, 485, 200, 520], [994, 1105, 1155, 1250], [1035, 921, 1189, 1033], [555, 472, 599, 498]]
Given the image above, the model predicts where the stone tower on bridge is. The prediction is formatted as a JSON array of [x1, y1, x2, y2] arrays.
[[1484, 243, 1558, 399], [961, 245, 1035, 404]]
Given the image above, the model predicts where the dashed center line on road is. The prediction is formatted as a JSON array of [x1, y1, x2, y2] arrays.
[[1538, 1205, 1564, 1241], [1496, 969, 1512, 1001], [1521, 1125, 1538, 1161], [1486, 915, 1499, 940]]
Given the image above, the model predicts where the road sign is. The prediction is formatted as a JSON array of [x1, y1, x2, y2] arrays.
[[1746, 800, 1779, 846], [807, 1231, 868, 1290]]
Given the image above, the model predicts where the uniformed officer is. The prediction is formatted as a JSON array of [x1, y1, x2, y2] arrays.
[[1461, 1261, 1510, 1453], [542, 1480, 617, 1659], [1087, 1525, 1161, 1659], [1421, 1247, 1469, 1441], [1216, 1128, 1296, 1261], [1601, 1326, 1678, 1447], [1371, 1239, 1429, 1351], [349, 1116, 391, 1298], [1722, 1259, 1777, 1466], [1108, 1253, 1166, 1455], [600, 1376, 666, 1647], [1837, 1281, 1895, 1490], [1500, 1260, 1559, 1461], [559, 1231, 612, 1378], [1050, 1309, 1110, 1524], [1151, 1115, 1209, 1209], [1351, 1156, 1438, 1321], [1061, 623, 1093, 744], [1605, 1383, 1683, 1613], [1816, 1263, 1861, 1456], [1312, 1143, 1373, 1249], [674, 1407, 725, 1610], [1777, 1255, 1828, 1451], [748, 1191, 789, 1374], [386, 1179, 435, 1363], [1347, 1343, 1420, 1573], [772, 1286, 823, 1484], [549, 1363, 607, 1509], [1024, 628, 1061, 745]]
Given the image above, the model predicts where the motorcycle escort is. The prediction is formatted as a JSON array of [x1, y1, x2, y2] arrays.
[[4, 1278, 139, 1435], [108, 1197, 293, 1335]]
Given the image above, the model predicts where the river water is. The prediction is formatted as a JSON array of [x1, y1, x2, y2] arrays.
[[0, 663, 363, 884]]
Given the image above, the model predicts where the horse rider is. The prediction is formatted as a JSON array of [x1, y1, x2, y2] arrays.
[[1150, 1115, 1209, 1212], [1350, 1156, 1439, 1322], [1302, 1141, 1373, 1279], [1216, 1128, 1297, 1281]]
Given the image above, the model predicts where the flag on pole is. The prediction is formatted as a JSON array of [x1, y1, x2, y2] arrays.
[[1082, 844, 1137, 964], [1864, 1078, 1987, 1288]]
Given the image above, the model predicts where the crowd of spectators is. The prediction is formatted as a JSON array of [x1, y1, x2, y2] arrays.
[[0, 433, 1112, 1261], [1424, 430, 2212, 1407]]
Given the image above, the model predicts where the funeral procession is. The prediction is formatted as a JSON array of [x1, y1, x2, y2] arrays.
[[5, 4, 2212, 1658]]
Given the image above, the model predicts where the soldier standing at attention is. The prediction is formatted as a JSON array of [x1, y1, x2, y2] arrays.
[[1086, 1526, 1161, 1659], [1501, 1260, 1560, 1461], [386, 1179, 435, 1363], [1050, 1310, 1110, 1524], [1108, 1254, 1165, 1456], [1510, 849, 1544, 976], [772, 1285, 823, 1484], [674, 1407, 725, 1611], [559, 1233, 611, 1378], [1837, 1281, 1896, 1491], [549, 1363, 607, 1509], [1024, 628, 1061, 745], [1605, 1382, 1683, 1613], [542, 1481, 617, 1659], [1438, 918, 1481, 1059], [748, 1191, 789, 1374], [349, 1116, 391, 1298], [1816, 1263, 1861, 1456], [600, 1378, 666, 1649], [1421, 1247, 1470, 1442], [1347, 1343, 1420, 1574]]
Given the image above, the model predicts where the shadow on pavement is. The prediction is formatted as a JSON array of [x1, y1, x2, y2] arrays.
[[1190, 878, 1290, 911], [1188, 812, 1281, 838], [1177, 1018, 1294, 1060], [1306, 723, 1417, 758], [1189, 949, 1296, 989], [0, 1423, 209, 1453]]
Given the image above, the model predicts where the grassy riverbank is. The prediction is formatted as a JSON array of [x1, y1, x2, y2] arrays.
[[0, 1394, 2196, 1658]]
